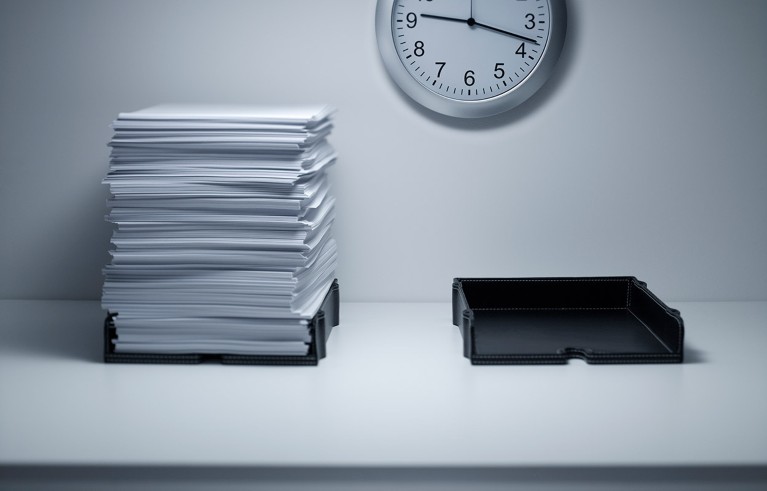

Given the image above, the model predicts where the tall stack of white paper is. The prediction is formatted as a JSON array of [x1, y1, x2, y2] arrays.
[[102, 105, 338, 356]]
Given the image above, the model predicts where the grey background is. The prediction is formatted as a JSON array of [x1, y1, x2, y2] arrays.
[[1, 0, 765, 302]]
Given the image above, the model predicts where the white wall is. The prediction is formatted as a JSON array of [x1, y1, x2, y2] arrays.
[[1, 0, 766, 301]]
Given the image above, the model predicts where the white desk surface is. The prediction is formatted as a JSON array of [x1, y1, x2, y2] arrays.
[[1, 300, 766, 468]]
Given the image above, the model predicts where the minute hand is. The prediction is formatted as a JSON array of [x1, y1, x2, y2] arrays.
[[420, 13, 468, 24], [473, 21, 539, 45]]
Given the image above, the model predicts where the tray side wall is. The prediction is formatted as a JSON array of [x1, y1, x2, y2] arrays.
[[451, 280, 474, 359], [628, 279, 684, 358], [457, 278, 633, 310]]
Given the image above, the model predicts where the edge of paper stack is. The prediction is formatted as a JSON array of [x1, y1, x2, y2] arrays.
[[102, 104, 338, 358]]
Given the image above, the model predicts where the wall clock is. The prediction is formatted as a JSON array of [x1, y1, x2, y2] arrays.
[[375, 0, 567, 118]]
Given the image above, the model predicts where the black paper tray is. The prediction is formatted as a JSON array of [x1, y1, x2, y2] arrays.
[[104, 279, 339, 365], [452, 277, 683, 365]]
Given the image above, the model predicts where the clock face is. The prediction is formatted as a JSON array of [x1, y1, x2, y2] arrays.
[[376, 0, 566, 118]]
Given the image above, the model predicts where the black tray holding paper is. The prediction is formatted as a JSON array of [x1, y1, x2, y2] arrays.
[[104, 279, 340, 366], [452, 277, 683, 365]]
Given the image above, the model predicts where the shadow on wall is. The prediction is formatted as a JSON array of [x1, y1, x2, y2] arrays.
[[0, 301, 105, 363]]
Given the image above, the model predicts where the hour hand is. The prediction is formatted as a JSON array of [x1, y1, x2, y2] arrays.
[[473, 20, 540, 45]]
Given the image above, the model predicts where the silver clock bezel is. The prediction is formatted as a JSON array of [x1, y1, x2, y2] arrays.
[[375, 0, 567, 118]]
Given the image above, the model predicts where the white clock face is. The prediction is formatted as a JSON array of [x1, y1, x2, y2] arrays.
[[391, 0, 552, 102], [376, 0, 566, 118]]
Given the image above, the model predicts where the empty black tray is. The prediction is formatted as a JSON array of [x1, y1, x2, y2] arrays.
[[104, 279, 340, 366], [452, 277, 683, 365]]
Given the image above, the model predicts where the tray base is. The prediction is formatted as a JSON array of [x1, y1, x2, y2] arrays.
[[474, 309, 670, 356]]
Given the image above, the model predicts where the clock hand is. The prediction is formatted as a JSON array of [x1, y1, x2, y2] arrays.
[[473, 20, 540, 45], [420, 13, 468, 24], [420, 13, 540, 46]]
